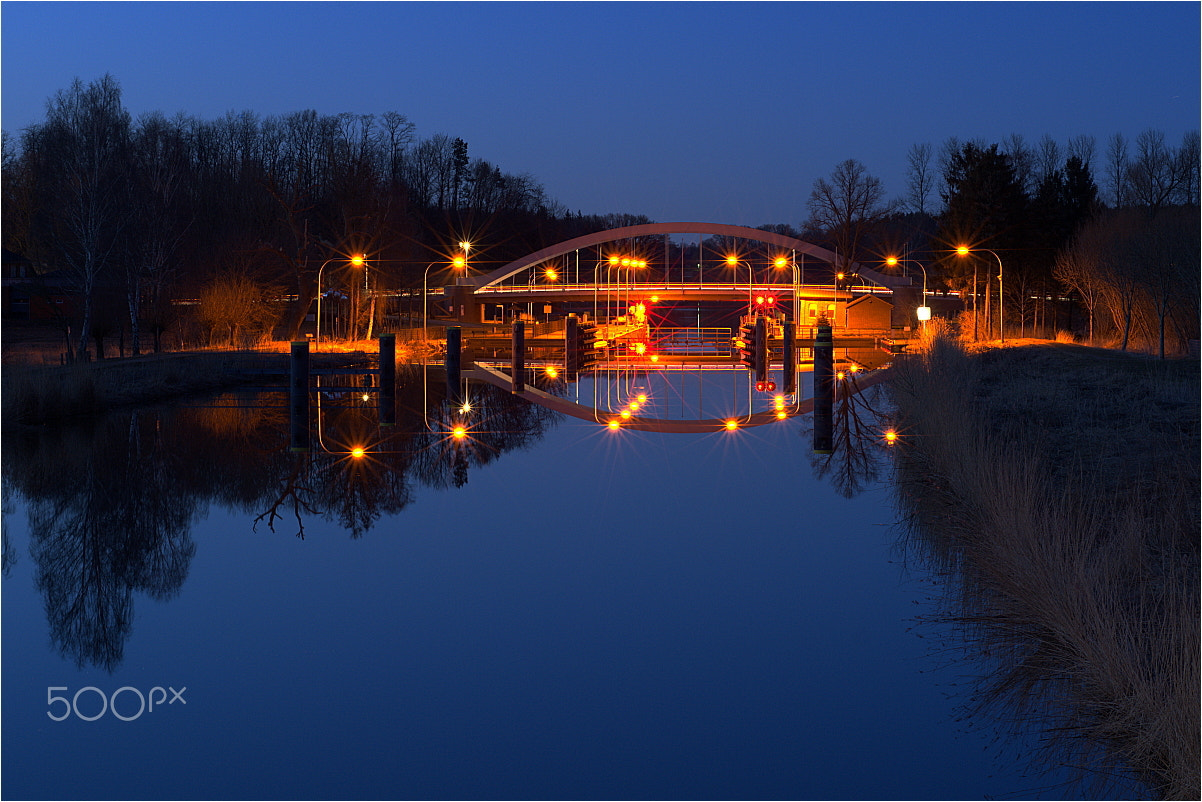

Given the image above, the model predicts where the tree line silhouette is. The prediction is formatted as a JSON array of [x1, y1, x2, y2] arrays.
[[3, 74, 1198, 357]]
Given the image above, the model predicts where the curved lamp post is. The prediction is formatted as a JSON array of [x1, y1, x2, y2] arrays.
[[956, 246, 1004, 342], [772, 252, 800, 325], [725, 255, 754, 316], [423, 252, 467, 335], [885, 255, 929, 328], [316, 254, 365, 347]]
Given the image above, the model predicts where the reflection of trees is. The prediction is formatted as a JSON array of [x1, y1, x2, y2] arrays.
[[802, 375, 892, 498], [2, 376, 561, 667], [9, 412, 199, 671]]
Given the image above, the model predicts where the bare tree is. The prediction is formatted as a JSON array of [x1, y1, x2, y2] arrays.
[[805, 159, 894, 274], [904, 142, 935, 214], [1067, 134, 1097, 168], [1035, 134, 1061, 187], [1002, 133, 1035, 194], [1127, 128, 1184, 215], [25, 75, 131, 358], [1106, 132, 1130, 207]]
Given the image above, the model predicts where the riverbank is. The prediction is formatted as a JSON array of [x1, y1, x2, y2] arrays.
[[0, 347, 393, 425], [887, 331, 1199, 799]]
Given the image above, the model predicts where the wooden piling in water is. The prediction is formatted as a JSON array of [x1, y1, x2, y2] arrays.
[[379, 333, 395, 426], [289, 340, 310, 451], [783, 321, 797, 395], [446, 327, 462, 405], [511, 320, 525, 392], [813, 321, 833, 454]]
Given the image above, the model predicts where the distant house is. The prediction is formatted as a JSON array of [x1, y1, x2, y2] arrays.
[[2, 249, 79, 320]]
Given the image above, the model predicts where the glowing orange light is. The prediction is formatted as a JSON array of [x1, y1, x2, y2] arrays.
[[350, 447, 366, 459], [452, 426, 467, 440], [633, 342, 647, 355], [756, 295, 765, 305], [774, 256, 788, 268], [620, 258, 630, 267], [849, 364, 859, 373], [956, 246, 970, 256], [836, 371, 845, 380], [726, 255, 738, 266], [361, 392, 371, 402], [545, 366, 559, 379], [636, 393, 647, 403], [725, 419, 738, 431], [650, 354, 659, 362], [460, 402, 472, 413], [620, 409, 632, 420], [452, 256, 466, 269], [836, 272, 845, 280], [649, 295, 659, 303], [350, 254, 365, 267], [628, 401, 640, 411], [607, 420, 621, 430], [885, 256, 899, 267], [766, 296, 776, 306], [884, 429, 899, 445], [609, 256, 620, 266], [545, 268, 558, 281], [776, 410, 788, 419], [774, 394, 786, 408]]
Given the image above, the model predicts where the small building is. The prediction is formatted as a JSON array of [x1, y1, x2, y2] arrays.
[[844, 293, 892, 329]]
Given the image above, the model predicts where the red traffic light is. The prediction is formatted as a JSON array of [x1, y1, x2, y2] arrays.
[[755, 380, 777, 392]]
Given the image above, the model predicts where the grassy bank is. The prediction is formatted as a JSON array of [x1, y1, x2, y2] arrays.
[[887, 330, 1199, 799]]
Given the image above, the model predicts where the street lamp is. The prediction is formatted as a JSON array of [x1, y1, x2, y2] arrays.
[[956, 246, 1004, 342], [885, 255, 929, 328], [772, 253, 800, 325], [423, 252, 467, 336], [316, 254, 366, 347], [726, 254, 754, 316]]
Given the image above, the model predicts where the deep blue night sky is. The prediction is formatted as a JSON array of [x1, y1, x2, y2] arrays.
[[2, 1, 1199, 225]]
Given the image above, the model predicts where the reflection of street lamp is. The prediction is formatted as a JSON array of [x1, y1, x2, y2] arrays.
[[956, 246, 1004, 342], [316, 254, 365, 347], [885, 255, 929, 328]]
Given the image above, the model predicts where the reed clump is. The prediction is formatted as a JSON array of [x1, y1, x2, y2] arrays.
[[888, 328, 1199, 799]]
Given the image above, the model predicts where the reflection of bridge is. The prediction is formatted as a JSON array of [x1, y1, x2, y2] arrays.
[[432, 222, 919, 330]]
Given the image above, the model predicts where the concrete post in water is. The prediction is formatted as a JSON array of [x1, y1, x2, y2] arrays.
[[289, 340, 310, 452], [379, 333, 395, 426], [783, 321, 797, 395], [565, 315, 580, 378], [511, 319, 525, 393], [445, 327, 462, 406], [813, 320, 833, 454]]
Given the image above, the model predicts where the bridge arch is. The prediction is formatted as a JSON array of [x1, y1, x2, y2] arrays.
[[468, 221, 908, 291]]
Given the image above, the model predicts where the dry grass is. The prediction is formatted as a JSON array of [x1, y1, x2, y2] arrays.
[[888, 329, 1199, 799]]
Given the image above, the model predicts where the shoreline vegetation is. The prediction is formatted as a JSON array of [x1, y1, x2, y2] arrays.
[[0, 338, 431, 426], [888, 325, 1200, 799]]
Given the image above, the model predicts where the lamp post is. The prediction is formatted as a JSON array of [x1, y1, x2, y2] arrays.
[[726, 255, 754, 317], [772, 253, 800, 325], [885, 255, 929, 328], [956, 246, 1004, 342], [423, 252, 467, 336], [316, 254, 365, 347]]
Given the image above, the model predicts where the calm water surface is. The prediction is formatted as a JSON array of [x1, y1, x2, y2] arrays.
[[3, 366, 1072, 800]]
